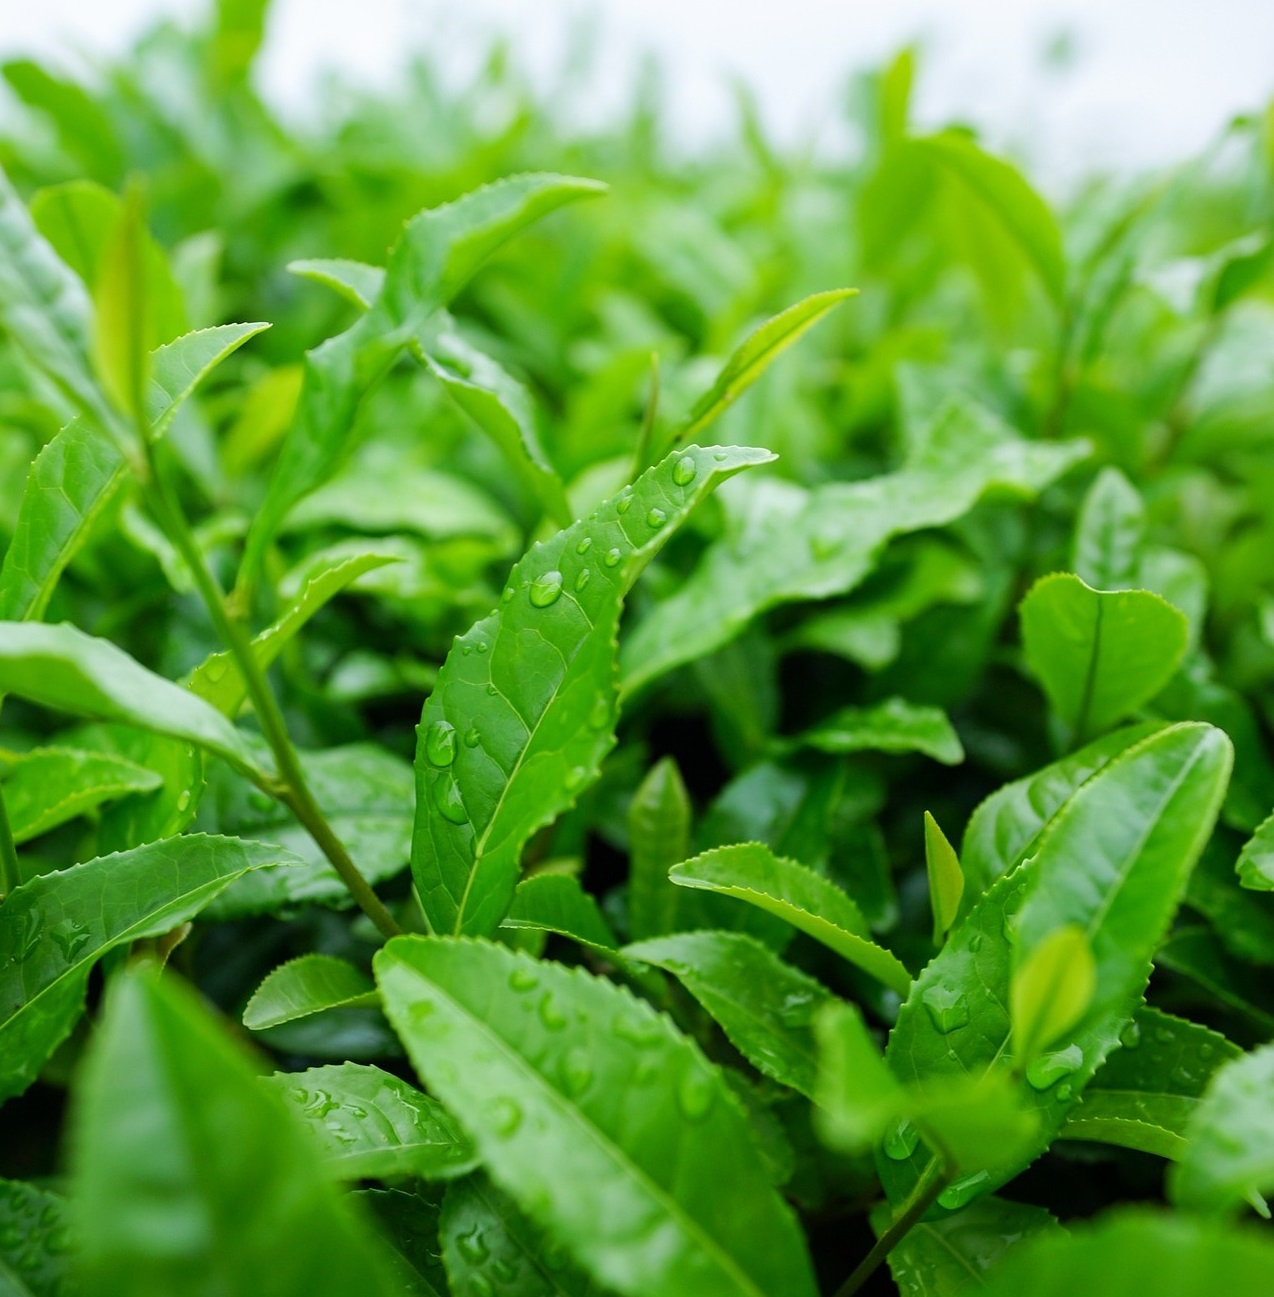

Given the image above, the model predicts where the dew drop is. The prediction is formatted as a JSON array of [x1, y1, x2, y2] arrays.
[[1056, 1083, 1074, 1102], [464, 727, 481, 748], [677, 1067, 714, 1121], [489, 1097, 523, 1137], [602, 547, 622, 568], [538, 991, 568, 1030], [883, 1119, 920, 1161], [713, 451, 728, 462], [39, 1204, 60, 1228], [588, 697, 610, 730], [968, 933, 984, 953], [49, 920, 90, 961], [576, 537, 593, 555], [476, 641, 489, 654], [615, 1013, 663, 1047], [529, 570, 564, 608], [14, 912, 44, 962], [490, 1258, 517, 1283], [431, 775, 468, 825], [1198, 1042, 1214, 1059], [176, 789, 192, 812], [461, 644, 472, 656], [1156, 1027, 1174, 1044], [561, 1047, 594, 1097], [424, 720, 457, 768], [564, 766, 588, 790], [1119, 1019, 1142, 1050], [303, 1089, 338, 1119], [921, 984, 970, 1034], [574, 568, 591, 593], [646, 507, 667, 529], [509, 964, 539, 992], [938, 1170, 991, 1210], [1025, 1043, 1084, 1091], [673, 455, 697, 486], [616, 490, 633, 515], [456, 1228, 489, 1264], [502, 586, 515, 602]]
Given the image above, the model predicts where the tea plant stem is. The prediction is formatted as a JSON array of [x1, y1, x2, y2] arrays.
[[0, 783, 20, 900], [832, 1157, 951, 1297], [138, 444, 401, 939]]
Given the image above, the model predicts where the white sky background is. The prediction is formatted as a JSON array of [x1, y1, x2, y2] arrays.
[[5, 0, 1274, 188]]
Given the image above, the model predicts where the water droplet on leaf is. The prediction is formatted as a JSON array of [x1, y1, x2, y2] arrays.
[[576, 537, 593, 555], [602, 547, 622, 568], [616, 490, 632, 514], [464, 727, 481, 748], [431, 775, 468, 825], [1026, 1043, 1084, 1091], [677, 1067, 714, 1120], [921, 984, 970, 1034], [424, 720, 457, 768], [574, 568, 591, 592], [529, 571, 564, 607], [673, 455, 697, 485], [456, 1228, 489, 1264], [883, 1119, 920, 1161], [489, 1097, 522, 1136], [938, 1170, 991, 1210], [538, 992, 568, 1030], [1119, 1019, 1142, 1049], [646, 507, 667, 529], [49, 920, 90, 961]]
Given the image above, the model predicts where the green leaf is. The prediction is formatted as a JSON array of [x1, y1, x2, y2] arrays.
[[1, 745, 161, 845], [1060, 1006, 1240, 1160], [0, 621, 267, 780], [501, 874, 618, 951], [441, 1174, 603, 1297], [202, 744, 413, 916], [1019, 574, 1188, 744], [1010, 924, 1097, 1064], [213, 0, 270, 80], [266, 1063, 478, 1182], [627, 756, 693, 941], [1072, 467, 1145, 590], [418, 320, 572, 527], [621, 398, 1088, 695], [0, 419, 127, 624], [676, 289, 857, 444], [791, 697, 963, 765], [919, 130, 1066, 305], [885, 1196, 1063, 1297], [1, 60, 123, 182], [240, 174, 604, 585], [243, 955, 378, 1030], [146, 322, 269, 440], [1170, 1042, 1274, 1216], [977, 1210, 1274, 1297], [0, 1177, 75, 1297], [412, 443, 772, 938], [882, 723, 1232, 1206], [288, 257, 385, 309], [1236, 810, 1274, 891], [813, 1000, 908, 1153], [71, 969, 408, 1297], [624, 931, 832, 1097], [923, 812, 964, 945], [959, 722, 1161, 903], [0, 833, 297, 1104], [375, 936, 818, 1297], [359, 1190, 448, 1297], [0, 168, 117, 433], [669, 842, 912, 996], [188, 549, 399, 715]]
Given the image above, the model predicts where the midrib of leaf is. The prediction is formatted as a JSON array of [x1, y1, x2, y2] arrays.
[[410, 964, 771, 1297], [1072, 595, 1104, 745], [451, 586, 602, 934]]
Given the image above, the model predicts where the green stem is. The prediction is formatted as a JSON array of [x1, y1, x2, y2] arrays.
[[139, 444, 400, 939], [833, 1158, 951, 1297], [0, 781, 20, 900]]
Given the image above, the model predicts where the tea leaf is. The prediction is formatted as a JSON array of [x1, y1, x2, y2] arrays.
[[146, 322, 270, 440], [501, 874, 618, 951], [1236, 810, 1274, 891], [288, 257, 385, 309], [1010, 924, 1097, 1064], [626, 756, 693, 941], [243, 955, 379, 1030], [1072, 467, 1145, 591], [376, 936, 818, 1297], [923, 811, 964, 945], [791, 697, 963, 765], [0, 1177, 75, 1297]]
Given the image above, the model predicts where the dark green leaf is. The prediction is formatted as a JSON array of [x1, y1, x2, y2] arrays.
[[790, 697, 963, 765], [243, 955, 378, 1030], [626, 756, 692, 941], [501, 874, 618, 951], [0, 1177, 76, 1297]]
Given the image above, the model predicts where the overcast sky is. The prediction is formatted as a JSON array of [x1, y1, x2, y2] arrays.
[[6, 0, 1274, 185]]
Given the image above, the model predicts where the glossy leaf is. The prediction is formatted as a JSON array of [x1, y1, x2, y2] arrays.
[[923, 811, 963, 945], [1060, 1006, 1240, 1160], [882, 723, 1232, 1205], [1072, 467, 1145, 590], [677, 289, 857, 443], [375, 936, 819, 1297], [1170, 1043, 1274, 1216], [621, 397, 1087, 695], [669, 843, 912, 995], [91, 182, 154, 420], [627, 756, 693, 941], [500, 873, 618, 950], [266, 1063, 478, 1182], [0, 621, 266, 780], [1236, 810, 1274, 891], [289, 257, 385, 309], [1019, 573, 1188, 744], [624, 931, 832, 1097], [0, 1177, 75, 1297], [240, 173, 604, 584], [0, 834, 298, 1103], [146, 322, 269, 440], [813, 1000, 907, 1153], [72, 970, 407, 1297], [791, 697, 963, 765], [1010, 924, 1097, 1065], [441, 1174, 603, 1297], [1, 745, 161, 844], [412, 443, 771, 938], [358, 1190, 448, 1297], [243, 955, 378, 1030]]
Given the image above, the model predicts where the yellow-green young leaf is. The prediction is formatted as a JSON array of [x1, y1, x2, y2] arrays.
[[213, 0, 270, 81], [264, 1063, 478, 1183], [375, 936, 818, 1297], [288, 257, 385, 309], [1169, 1042, 1274, 1217], [0, 1178, 75, 1296], [500, 873, 618, 951], [978, 1210, 1274, 1297], [924, 811, 964, 944], [669, 842, 912, 996], [627, 756, 692, 940], [813, 1000, 908, 1153], [243, 955, 378, 1031], [676, 289, 857, 444], [1010, 924, 1097, 1065], [412, 444, 772, 938], [0, 834, 298, 1103], [146, 321, 270, 440], [1019, 574, 1188, 745], [91, 182, 155, 421], [72, 970, 408, 1297]]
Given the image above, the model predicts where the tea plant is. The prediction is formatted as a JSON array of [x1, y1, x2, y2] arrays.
[[2, 2, 1274, 1294]]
